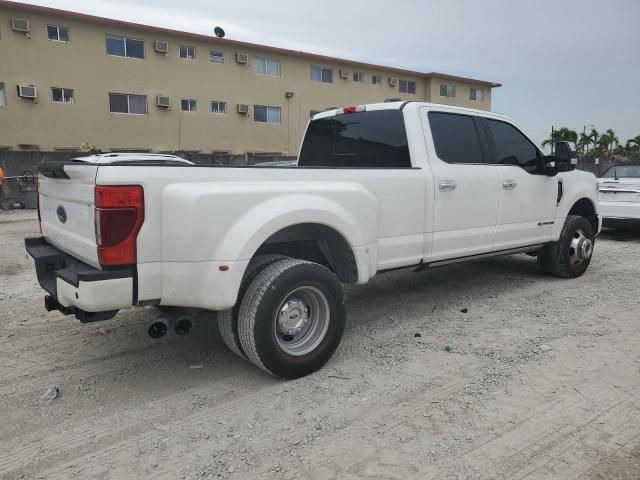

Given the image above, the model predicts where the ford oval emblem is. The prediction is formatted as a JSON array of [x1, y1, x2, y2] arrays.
[[56, 206, 67, 224]]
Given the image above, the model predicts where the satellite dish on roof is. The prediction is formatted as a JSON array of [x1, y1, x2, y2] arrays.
[[214, 26, 225, 38]]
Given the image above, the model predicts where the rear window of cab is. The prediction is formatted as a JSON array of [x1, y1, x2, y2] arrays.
[[298, 110, 411, 168]]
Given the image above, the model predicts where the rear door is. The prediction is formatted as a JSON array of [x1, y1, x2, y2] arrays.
[[298, 108, 426, 270], [482, 118, 558, 249], [38, 163, 100, 267], [421, 109, 499, 261]]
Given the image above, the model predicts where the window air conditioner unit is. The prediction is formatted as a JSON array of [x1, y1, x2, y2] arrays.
[[236, 52, 248, 64], [154, 41, 169, 53], [339, 69, 349, 79], [11, 18, 30, 32], [237, 103, 249, 114], [388, 77, 398, 86], [156, 95, 170, 107], [17, 85, 37, 98]]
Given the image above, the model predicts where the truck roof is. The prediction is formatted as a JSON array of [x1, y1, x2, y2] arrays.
[[312, 101, 513, 123]]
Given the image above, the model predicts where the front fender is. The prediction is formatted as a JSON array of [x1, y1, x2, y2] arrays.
[[552, 171, 599, 239]]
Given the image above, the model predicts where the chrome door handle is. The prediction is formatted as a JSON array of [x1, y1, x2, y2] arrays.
[[502, 180, 517, 190], [439, 180, 457, 191]]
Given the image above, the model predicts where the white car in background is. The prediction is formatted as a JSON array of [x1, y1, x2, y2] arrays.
[[598, 164, 640, 228]]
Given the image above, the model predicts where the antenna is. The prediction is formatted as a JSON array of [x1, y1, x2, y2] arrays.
[[214, 26, 225, 38]]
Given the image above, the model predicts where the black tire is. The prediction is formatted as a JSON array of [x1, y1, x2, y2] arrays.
[[238, 258, 346, 379], [537, 215, 595, 278], [218, 254, 289, 359]]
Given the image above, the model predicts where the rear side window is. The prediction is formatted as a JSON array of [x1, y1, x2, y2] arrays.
[[298, 110, 411, 168], [487, 119, 541, 173], [428, 112, 484, 164]]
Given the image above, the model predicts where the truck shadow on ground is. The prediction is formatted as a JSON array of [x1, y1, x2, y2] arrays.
[[83, 252, 549, 388], [598, 226, 640, 242]]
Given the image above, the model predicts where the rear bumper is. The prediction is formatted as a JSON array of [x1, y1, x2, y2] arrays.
[[25, 237, 134, 322]]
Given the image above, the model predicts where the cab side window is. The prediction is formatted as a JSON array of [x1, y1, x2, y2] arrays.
[[487, 119, 541, 173], [428, 112, 484, 164]]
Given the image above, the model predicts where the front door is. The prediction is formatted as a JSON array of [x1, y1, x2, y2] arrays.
[[483, 118, 558, 250], [421, 109, 499, 262]]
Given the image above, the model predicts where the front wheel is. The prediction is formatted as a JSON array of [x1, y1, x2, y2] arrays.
[[238, 259, 346, 379], [538, 215, 595, 278]]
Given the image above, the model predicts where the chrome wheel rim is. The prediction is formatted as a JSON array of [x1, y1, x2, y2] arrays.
[[569, 228, 593, 266], [274, 286, 330, 356]]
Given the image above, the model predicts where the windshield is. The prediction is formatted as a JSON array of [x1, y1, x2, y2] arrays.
[[600, 165, 640, 178]]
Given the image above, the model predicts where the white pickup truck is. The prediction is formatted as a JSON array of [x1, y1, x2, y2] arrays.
[[26, 102, 600, 378]]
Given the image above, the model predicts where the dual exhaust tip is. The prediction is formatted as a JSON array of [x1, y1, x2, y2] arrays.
[[148, 314, 194, 339]]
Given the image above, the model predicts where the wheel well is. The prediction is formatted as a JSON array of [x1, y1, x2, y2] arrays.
[[252, 223, 358, 283], [568, 198, 598, 232]]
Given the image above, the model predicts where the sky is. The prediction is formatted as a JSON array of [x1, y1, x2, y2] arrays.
[[24, 0, 640, 148]]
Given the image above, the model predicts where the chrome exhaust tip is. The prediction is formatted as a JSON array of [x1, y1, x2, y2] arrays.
[[174, 317, 194, 335], [148, 317, 169, 339]]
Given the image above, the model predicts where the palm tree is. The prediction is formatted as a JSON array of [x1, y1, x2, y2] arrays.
[[626, 135, 640, 160], [627, 135, 640, 149], [588, 128, 599, 155], [578, 132, 591, 156], [595, 129, 619, 158], [542, 127, 578, 151]]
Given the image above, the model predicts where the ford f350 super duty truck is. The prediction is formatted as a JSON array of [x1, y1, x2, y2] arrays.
[[25, 102, 600, 378]]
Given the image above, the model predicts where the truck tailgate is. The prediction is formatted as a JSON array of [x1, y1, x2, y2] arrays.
[[38, 164, 100, 268]]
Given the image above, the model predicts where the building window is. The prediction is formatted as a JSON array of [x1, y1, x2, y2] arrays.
[[254, 105, 281, 124], [209, 50, 224, 63], [440, 83, 455, 97], [0, 83, 5, 107], [179, 46, 196, 60], [352, 72, 364, 83], [211, 101, 226, 115], [469, 88, 484, 101], [310, 66, 333, 83], [109, 93, 147, 114], [399, 80, 416, 94], [106, 35, 144, 59], [310, 110, 320, 118], [51, 87, 74, 104], [47, 25, 70, 42], [181, 99, 198, 112], [372, 75, 382, 85], [253, 57, 280, 76]]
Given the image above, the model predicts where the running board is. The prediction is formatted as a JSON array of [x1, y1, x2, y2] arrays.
[[427, 244, 546, 268], [378, 244, 547, 276]]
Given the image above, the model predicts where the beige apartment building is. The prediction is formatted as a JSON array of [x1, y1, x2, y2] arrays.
[[0, 1, 501, 155]]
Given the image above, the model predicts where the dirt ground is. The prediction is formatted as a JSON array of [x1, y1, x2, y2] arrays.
[[1, 214, 639, 480]]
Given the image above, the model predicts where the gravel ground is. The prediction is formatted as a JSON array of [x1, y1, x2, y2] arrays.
[[1, 217, 639, 480]]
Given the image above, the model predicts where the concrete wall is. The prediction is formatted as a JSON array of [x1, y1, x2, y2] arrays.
[[0, 3, 496, 156]]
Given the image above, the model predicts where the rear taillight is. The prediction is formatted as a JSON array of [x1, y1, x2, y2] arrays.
[[95, 185, 144, 266]]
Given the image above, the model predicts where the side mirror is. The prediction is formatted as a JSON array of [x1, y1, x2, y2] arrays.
[[555, 141, 576, 171]]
